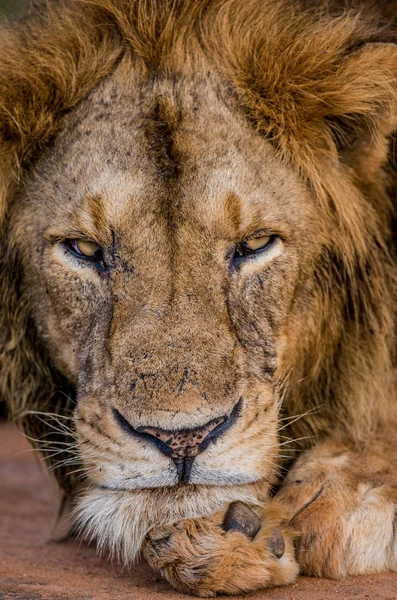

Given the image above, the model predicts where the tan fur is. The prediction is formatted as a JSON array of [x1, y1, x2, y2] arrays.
[[1, 0, 396, 595]]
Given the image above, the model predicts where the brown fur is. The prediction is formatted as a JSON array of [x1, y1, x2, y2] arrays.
[[1, 0, 397, 595]]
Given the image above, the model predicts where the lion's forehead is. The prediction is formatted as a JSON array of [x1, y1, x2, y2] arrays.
[[31, 61, 315, 247]]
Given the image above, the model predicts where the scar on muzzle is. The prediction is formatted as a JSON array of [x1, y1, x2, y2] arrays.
[[222, 502, 285, 558]]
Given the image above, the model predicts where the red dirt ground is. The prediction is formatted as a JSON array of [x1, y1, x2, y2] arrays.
[[1, 422, 396, 600]]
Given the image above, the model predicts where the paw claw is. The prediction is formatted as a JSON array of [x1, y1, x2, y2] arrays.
[[268, 527, 285, 558], [222, 501, 261, 540]]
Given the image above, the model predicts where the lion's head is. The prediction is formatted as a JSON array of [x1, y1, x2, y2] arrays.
[[1, 0, 396, 562]]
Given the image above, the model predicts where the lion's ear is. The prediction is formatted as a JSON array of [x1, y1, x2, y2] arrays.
[[322, 43, 397, 173]]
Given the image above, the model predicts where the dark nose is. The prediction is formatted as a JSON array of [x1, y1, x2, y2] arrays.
[[137, 416, 228, 483], [136, 416, 227, 459], [113, 399, 242, 482]]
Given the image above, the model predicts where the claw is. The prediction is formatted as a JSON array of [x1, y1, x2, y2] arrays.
[[268, 527, 285, 558], [222, 502, 286, 558], [222, 501, 261, 540]]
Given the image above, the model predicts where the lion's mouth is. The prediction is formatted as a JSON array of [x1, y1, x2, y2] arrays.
[[96, 481, 201, 493], [93, 465, 261, 491]]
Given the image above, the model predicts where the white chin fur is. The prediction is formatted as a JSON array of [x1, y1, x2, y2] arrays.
[[76, 484, 261, 565]]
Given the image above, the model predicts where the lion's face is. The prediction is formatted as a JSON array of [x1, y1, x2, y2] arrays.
[[12, 62, 322, 539]]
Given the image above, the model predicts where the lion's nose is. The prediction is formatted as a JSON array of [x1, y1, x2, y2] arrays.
[[136, 416, 228, 483], [113, 399, 242, 482], [136, 416, 227, 459]]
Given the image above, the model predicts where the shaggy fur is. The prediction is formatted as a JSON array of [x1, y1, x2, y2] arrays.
[[1, 0, 397, 595]]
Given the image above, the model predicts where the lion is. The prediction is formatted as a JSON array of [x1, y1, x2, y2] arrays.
[[1, 0, 396, 596]]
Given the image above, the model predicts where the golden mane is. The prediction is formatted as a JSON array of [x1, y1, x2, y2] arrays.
[[0, 0, 396, 493]]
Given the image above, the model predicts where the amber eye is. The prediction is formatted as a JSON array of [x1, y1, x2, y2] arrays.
[[235, 234, 275, 259], [64, 238, 103, 263]]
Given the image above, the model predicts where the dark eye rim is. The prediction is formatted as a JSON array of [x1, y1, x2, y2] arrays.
[[63, 238, 104, 265], [234, 234, 278, 260]]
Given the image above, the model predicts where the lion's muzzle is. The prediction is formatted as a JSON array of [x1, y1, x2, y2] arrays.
[[112, 399, 242, 483]]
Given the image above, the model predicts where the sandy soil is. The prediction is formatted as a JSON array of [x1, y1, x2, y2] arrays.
[[1, 422, 396, 600]]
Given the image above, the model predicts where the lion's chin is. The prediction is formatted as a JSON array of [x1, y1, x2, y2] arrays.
[[75, 483, 262, 565]]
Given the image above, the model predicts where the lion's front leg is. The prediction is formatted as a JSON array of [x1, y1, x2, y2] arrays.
[[276, 440, 397, 578], [143, 502, 298, 597]]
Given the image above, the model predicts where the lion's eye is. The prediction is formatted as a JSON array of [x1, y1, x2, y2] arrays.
[[64, 238, 103, 263], [245, 235, 272, 251], [235, 234, 275, 258]]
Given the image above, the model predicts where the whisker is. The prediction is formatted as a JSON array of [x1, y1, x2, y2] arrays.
[[278, 435, 314, 447], [34, 416, 75, 436], [23, 434, 77, 448], [40, 448, 77, 461], [18, 409, 74, 422], [53, 389, 77, 406], [277, 406, 323, 431], [49, 454, 83, 470], [50, 456, 82, 468], [66, 467, 92, 478]]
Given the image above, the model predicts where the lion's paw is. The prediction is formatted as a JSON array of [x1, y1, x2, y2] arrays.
[[276, 444, 397, 578], [143, 502, 298, 597]]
